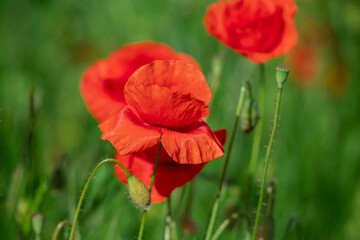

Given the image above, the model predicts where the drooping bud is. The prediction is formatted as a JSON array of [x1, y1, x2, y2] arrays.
[[241, 99, 260, 134], [31, 213, 45, 237], [276, 65, 290, 88], [127, 176, 151, 211]]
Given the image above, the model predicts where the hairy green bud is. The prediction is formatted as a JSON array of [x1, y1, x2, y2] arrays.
[[128, 176, 151, 211]]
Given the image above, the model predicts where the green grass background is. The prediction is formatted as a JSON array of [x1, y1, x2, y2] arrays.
[[1, 0, 360, 239]]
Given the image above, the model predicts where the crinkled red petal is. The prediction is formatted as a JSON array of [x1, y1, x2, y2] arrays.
[[161, 120, 224, 164], [125, 60, 211, 104], [99, 106, 161, 155], [125, 83, 209, 127]]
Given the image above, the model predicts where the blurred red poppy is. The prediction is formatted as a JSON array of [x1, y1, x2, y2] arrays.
[[99, 60, 224, 165], [80, 42, 200, 122], [286, 40, 318, 87], [114, 129, 227, 203], [203, 0, 298, 63]]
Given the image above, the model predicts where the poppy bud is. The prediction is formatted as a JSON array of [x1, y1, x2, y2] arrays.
[[127, 176, 151, 211], [276, 65, 290, 88], [31, 213, 45, 237], [241, 99, 259, 134]]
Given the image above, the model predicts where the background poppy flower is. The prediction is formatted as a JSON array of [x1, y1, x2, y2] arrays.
[[114, 129, 227, 203], [80, 42, 200, 122], [203, 0, 298, 63], [286, 39, 318, 87], [99, 60, 224, 165]]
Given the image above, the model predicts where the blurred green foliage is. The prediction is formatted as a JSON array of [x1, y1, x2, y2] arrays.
[[1, 0, 360, 239]]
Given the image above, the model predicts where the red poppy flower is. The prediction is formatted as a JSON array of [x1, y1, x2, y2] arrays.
[[99, 60, 224, 165], [203, 0, 298, 63], [80, 42, 200, 122], [114, 129, 227, 203]]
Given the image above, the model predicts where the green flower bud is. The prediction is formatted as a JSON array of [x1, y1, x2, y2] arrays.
[[31, 213, 45, 236], [241, 99, 260, 134], [276, 65, 290, 88], [128, 176, 151, 211]]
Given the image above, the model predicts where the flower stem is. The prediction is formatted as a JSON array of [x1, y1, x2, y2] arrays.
[[52, 220, 72, 240], [212, 212, 251, 240], [138, 137, 162, 240], [251, 86, 284, 240], [247, 64, 265, 178], [211, 213, 237, 240], [164, 196, 172, 240], [138, 211, 147, 240], [69, 158, 130, 240], [205, 84, 247, 240], [244, 64, 265, 211], [149, 140, 162, 192]]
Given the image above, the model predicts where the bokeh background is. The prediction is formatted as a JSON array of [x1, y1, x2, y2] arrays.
[[1, 0, 360, 239]]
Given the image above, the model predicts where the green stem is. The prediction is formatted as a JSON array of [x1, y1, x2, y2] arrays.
[[247, 64, 265, 177], [138, 211, 147, 240], [149, 140, 162, 192], [211, 213, 237, 240], [212, 212, 251, 240], [205, 84, 246, 240], [165, 196, 172, 240], [243, 64, 265, 212], [251, 87, 283, 240], [138, 138, 162, 240], [69, 158, 130, 240], [53, 220, 72, 240]]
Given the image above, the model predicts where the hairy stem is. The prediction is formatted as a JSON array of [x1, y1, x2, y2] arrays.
[[247, 64, 265, 178], [52, 220, 72, 240], [205, 84, 246, 240], [251, 86, 283, 240], [69, 158, 130, 240]]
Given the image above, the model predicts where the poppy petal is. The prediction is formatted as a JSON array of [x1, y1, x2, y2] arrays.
[[161, 120, 224, 164], [125, 60, 212, 104], [125, 83, 209, 127], [213, 129, 227, 146], [203, 0, 298, 63], [114, 152, 206, 203], [81, 60, 127, 122], [81, 42, 202, 121], [99, 107, 161, 155]]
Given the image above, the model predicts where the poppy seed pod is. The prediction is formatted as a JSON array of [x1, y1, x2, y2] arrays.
[[241, 99, 259, 134], [276, 65, 290, 88], [127, 176, 151, 211], [31, 213, 45, 236]]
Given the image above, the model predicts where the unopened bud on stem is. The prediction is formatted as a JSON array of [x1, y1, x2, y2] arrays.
[[128, 176, 151, 211], [241, 99, 259, 134]]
